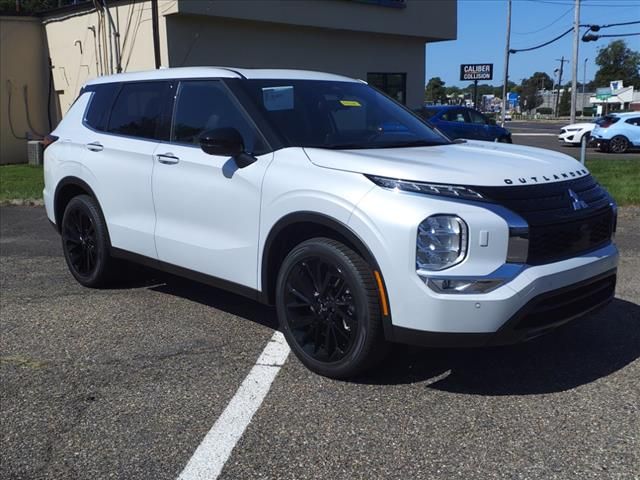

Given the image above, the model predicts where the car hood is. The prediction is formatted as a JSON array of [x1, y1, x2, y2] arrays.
[[563, 123, 595, 130], [304, 140, 588, 187]]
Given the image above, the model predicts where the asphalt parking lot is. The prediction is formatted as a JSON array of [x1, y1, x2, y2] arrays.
[[1, 206, 639, 480], [509, 120, 640, 160]]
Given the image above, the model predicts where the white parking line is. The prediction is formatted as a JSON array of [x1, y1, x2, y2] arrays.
[[511, 133, 558, 136], [177, 331, 291, 480]]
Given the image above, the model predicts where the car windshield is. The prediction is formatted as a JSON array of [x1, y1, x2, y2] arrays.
[[238, 80, 451, 149]]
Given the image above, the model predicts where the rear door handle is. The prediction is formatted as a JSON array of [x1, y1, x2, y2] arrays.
[[86, 141, 103, 152], [157, 153, 180, 165]]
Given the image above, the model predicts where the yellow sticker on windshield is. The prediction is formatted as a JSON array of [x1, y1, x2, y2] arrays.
[[340, 100, 361, 107]]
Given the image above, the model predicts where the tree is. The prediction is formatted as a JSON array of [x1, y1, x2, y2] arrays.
[[593, 40, 640, 89], [0, 0, 87, 14], [558, 88, 570, 116], [518, 72, 553, 112], [424, 77, 448, 104]]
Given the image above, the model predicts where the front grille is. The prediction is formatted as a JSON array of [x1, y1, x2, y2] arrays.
[[473, 175, 614, 264], [528, 208, 613, 264], [514, 273, 616, 332]]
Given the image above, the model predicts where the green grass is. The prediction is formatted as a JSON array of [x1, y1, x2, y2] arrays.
[[586, 158, 640, 206], [0, 159, 637, 206], [0, 165, 44, 203]]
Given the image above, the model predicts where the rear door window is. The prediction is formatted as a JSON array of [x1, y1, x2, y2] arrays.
[[107, 81, 170, 140], [442, 109, 468, 123]]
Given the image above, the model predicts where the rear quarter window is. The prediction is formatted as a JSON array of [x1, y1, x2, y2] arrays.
[[84, 83, 119, 131]]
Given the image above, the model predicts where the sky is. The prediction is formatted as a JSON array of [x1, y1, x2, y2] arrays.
[[426, 0, 640, 88]]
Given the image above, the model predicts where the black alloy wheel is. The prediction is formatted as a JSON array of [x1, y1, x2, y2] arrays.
[[284, 257, 358, 362], [608, 135, 629, 154], [61, 195, 114, 287], [276, 238, 387, 379], [63, 206, 97, 276]]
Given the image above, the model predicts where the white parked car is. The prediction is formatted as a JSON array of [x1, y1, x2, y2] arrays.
[[558, 121, 595, 145], [44, 67, 619, 378], [591, 112, 640, 153]]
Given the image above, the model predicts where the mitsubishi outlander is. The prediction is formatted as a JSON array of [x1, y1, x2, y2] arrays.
[[43, 68, 618, 378]]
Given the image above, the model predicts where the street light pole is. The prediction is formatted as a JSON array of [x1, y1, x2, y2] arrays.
[[570, 0, 581, 124], [501, 0, 512, 127]]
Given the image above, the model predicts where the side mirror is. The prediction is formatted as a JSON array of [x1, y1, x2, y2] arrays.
[[199, 128, 244, 157], [487, 118, 497, 125]]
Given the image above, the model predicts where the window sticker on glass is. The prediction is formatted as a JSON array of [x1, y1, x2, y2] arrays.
[[262, 86, 294, 111], [339, 100, 361, 107]]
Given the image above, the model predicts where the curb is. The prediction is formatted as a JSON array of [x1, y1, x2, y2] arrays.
[[0, 199, 45, 207]]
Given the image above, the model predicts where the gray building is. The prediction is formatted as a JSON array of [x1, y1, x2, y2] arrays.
[[3, 0, 457, 163], [44, 0, 456, 115]]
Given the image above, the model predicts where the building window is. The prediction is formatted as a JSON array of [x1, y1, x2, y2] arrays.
[[367, 73, 407, 105]]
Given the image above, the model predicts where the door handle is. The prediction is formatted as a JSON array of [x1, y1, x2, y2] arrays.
[[157, 153, 180, 165], [86, 141, 103, 152]]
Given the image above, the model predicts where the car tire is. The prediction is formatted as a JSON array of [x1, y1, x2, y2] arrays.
[[61, 194, 116, 288], [609, 135, 630, 154], [275, 238, 388, 379], [498, 135, 512, 144]]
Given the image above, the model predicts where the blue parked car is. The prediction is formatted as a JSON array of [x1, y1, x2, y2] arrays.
[[414, 105, 512, 143]]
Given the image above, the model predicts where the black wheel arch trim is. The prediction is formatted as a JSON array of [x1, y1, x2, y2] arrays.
[[261, 211, 393, 338], [54, 176, 100, 229], [53, 176, 112, 248]]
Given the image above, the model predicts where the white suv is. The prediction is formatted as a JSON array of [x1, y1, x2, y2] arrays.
[[44, 67, 619, 378]]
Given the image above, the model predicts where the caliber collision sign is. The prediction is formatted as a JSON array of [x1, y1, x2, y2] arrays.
[[460, 64, 493, 81]]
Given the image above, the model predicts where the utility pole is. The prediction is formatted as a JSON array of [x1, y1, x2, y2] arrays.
[[151, 0, 161, 69], [569, 0, 581, 123], [583, 57, 588, 114], [501, 0, 512, 127], [554, 57, 569, 117]]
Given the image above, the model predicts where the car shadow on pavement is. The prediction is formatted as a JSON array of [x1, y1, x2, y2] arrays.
[[130, 267, 638, 395], [357, 298, 640, 395], [144, 270, 279, 331]]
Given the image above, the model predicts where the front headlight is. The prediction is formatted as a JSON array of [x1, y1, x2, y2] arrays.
[[416, 215, 468, 272], [367, 175, 484, 201]]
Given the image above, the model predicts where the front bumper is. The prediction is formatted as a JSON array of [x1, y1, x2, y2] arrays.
[[558, 131, 581, 144], [390, 268, 616, 347], [350, 184, 619, 347]]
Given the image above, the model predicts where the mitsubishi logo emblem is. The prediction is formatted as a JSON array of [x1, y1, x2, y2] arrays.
[[568, 189, 588, 211]]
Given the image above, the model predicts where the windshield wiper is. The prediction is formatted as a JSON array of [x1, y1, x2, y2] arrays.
[[368, 140, 448, 149], [309, 140, 448, 150], [310, 143, 370, 150]]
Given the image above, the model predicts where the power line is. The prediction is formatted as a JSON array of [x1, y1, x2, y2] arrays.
[[511, 27, 574, 53], [524, 0, 640, 6], [594, 32, 640, 38], [596, 20, 640, 28], [512, 20, 640, 52], [513, 5, 573, 35], [581, 21, 640, 41]]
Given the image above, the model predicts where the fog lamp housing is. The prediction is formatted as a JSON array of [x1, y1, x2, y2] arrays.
[[427, 278, 504, 294]]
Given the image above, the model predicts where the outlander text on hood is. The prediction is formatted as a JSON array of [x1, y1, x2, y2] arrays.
[[43, 68, 618, 379]]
